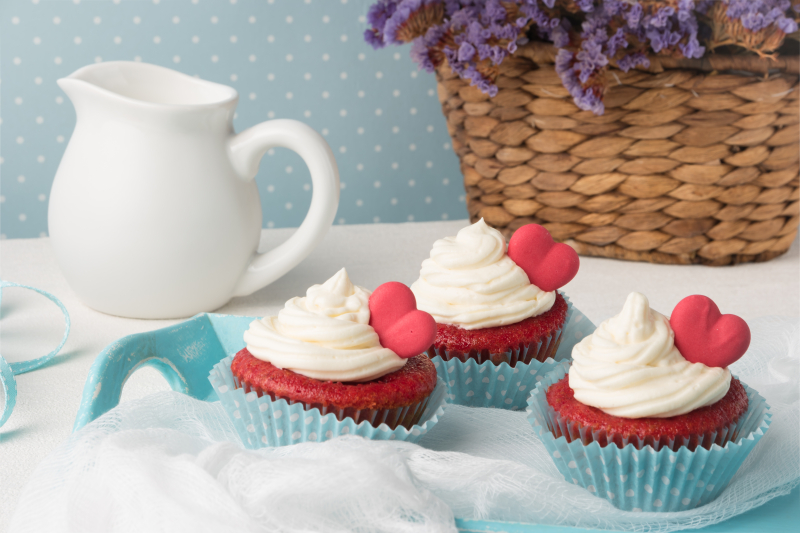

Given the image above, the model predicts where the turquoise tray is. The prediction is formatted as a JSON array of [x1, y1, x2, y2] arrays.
[[74, 313, 798, 532]]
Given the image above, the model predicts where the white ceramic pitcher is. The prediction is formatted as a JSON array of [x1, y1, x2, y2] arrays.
[[50, 61, 339, 319]]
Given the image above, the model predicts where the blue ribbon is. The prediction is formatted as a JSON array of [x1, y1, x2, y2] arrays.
[[0, 281, 71, 428]]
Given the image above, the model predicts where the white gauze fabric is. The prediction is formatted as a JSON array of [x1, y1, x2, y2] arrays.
[[11, 317, 799, 533]]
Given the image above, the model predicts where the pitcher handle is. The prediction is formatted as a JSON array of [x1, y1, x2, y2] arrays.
[[227, 119, 339, 297]]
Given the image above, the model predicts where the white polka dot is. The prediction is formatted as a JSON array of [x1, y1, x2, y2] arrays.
[[391, 162, 399, 170], [249, 54, 257, 62], [408, 179, 415, 187], [249, 15, 256, 23], [94, 56, 103, 63], [375, 108, 382, 116], [286, 15, 293, 23], [357, 90, 365, 98], [356, 127, 364, 135], [409, 144, 417, 151], [407, 215, 415, 221], [321, 128, 329, 135], [682, 498, 691, 505], [53, 16, 61, 24], [153, 36, 161, 44], [653, 499, 662, 508], [173, 55, 181, 63], [428, 88, 435, 96], [230, 35, 238, 43], [36, 116, 44, 124], [373, 216, 380, 223], [340, 34, 348, 42], [393, 89, 400, 97], [286, 92, 293, 99], [340, 72, 348, 80], [322, 15, 330, 23], [392, 126, 399, 134], [17, 175, 25, 183], [18, 214, 27, 222], [644, 484, 653, 494], [304, 183, 311, 191], [285, 54, 293, 62], [16, 137, 24, 144], [211, 16, 219, 24], [427, 125, 434, 132], [267, 221, 274, 228], [374, 145, 381, 152], [339, 146, 346, 153], [671, 488, 680, 496], [267, 185, 275, 193], [37, 156, 45, 163], [442, 178, 449, 185], [13, 57, 21, 65], [425, 196, 432, 204], [230, 74, 238, 81], [444, 142, 451, 149], [373, 181, 381, 188], [192, 36, 200, 44], [356, 199, 363, 207], [285, 166, 293, 174], [249, 92, 256, 100], [267, 73, 275, 81], [55, 96, 63, 104], [54, 57, 62, 65], [33, 37, 41, 45], [133, 16, 141, 24], [411, 71, 418, 78], [356, 164, 364, 171], [304, 110, 312, 117], [267, 35, 275, 43], [410, 107, 418, 115], [322, 91, 329, 99], [267, 111, 275, 118], [390, 198, 398, 205], [376, 71, 383, 79], [358, 53, 366, 60], [11, 16, 19, 24], [322, 53, 330, 61], [14, 97, 23, 105], [626, 489, 635, 497], [291, 431, 301, 440]]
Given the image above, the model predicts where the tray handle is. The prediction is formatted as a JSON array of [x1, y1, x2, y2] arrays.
[[73, 314, 227, 432]]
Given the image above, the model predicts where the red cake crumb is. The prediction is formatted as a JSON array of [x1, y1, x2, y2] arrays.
[[429, 291, 568, 365], [230, 348, 437, 411], [546, 375, 749, 450]]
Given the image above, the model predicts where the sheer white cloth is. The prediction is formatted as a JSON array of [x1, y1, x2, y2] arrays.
[[11, 317, 799, 533]]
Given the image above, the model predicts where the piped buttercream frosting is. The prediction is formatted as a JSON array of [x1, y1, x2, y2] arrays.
[[410, 219, 555, 330], [568, 292, 731, 418], [243, 268, 406, 382]]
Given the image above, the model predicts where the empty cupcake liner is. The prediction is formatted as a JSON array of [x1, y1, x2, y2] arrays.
[[431, 295, 597, 410], [527, 363, 772, 512], [209, 355, 447, 449]]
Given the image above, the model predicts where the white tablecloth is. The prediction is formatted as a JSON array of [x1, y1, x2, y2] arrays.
[[1, 220, 798, 530]]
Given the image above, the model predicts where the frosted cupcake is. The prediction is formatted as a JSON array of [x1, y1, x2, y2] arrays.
[[209, 269, 446, 448], [410, 219, 578, 408], [528, 292, 770, 511]]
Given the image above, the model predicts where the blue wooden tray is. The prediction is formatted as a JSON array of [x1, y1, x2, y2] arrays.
[[74, 313, 799, 532]]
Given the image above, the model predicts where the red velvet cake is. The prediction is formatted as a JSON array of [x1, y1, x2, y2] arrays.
[[427, 291, 568, 365], [546, 374, 750, 451], [231, 348, 438, 430]]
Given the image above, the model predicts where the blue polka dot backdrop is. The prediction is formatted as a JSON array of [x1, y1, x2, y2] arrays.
[[0, 0, 466, 239]]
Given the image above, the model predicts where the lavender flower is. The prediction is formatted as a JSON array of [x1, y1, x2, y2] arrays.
[[365, 0, 799, 114]]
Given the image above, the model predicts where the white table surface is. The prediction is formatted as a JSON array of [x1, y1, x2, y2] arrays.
[[1, 220, 798, 530]]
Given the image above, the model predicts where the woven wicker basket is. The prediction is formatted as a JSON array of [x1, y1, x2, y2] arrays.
[[439, 42, 799, 265]]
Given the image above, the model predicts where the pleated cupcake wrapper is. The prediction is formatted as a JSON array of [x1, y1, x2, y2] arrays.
[[209, 355, 447, 449], [432, 295, 595, 410], [526, 363, 772, 512]]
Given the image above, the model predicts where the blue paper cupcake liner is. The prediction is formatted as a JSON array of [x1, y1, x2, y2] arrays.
[[431, 294, 597, 410], [209, 355, 447, 449], [527, 363, 772, 512]]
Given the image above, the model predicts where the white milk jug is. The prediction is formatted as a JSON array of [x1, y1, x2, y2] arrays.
[[50, 61, 339, 319]]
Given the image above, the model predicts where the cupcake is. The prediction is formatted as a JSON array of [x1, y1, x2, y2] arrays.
[[209, 268, 446, 448], [528, 292, 770, 511], [410, 219, 579, 408]]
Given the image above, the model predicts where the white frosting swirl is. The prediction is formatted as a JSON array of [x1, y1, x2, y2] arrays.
[[243, 268, 406, 382], [569, 292, 731, 418], [410, 219, 555, 330]]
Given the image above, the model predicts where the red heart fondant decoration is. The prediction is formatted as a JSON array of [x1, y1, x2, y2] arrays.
[[670, 295, 750, 368], [369, 282, 436, 359], [507, 224, 580, 292]]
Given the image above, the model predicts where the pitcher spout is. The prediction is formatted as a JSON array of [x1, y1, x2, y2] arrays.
[[58, 61, 238, 117]]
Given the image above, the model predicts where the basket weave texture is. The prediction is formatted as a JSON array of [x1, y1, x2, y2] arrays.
[[439, 43, 800, 265]]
